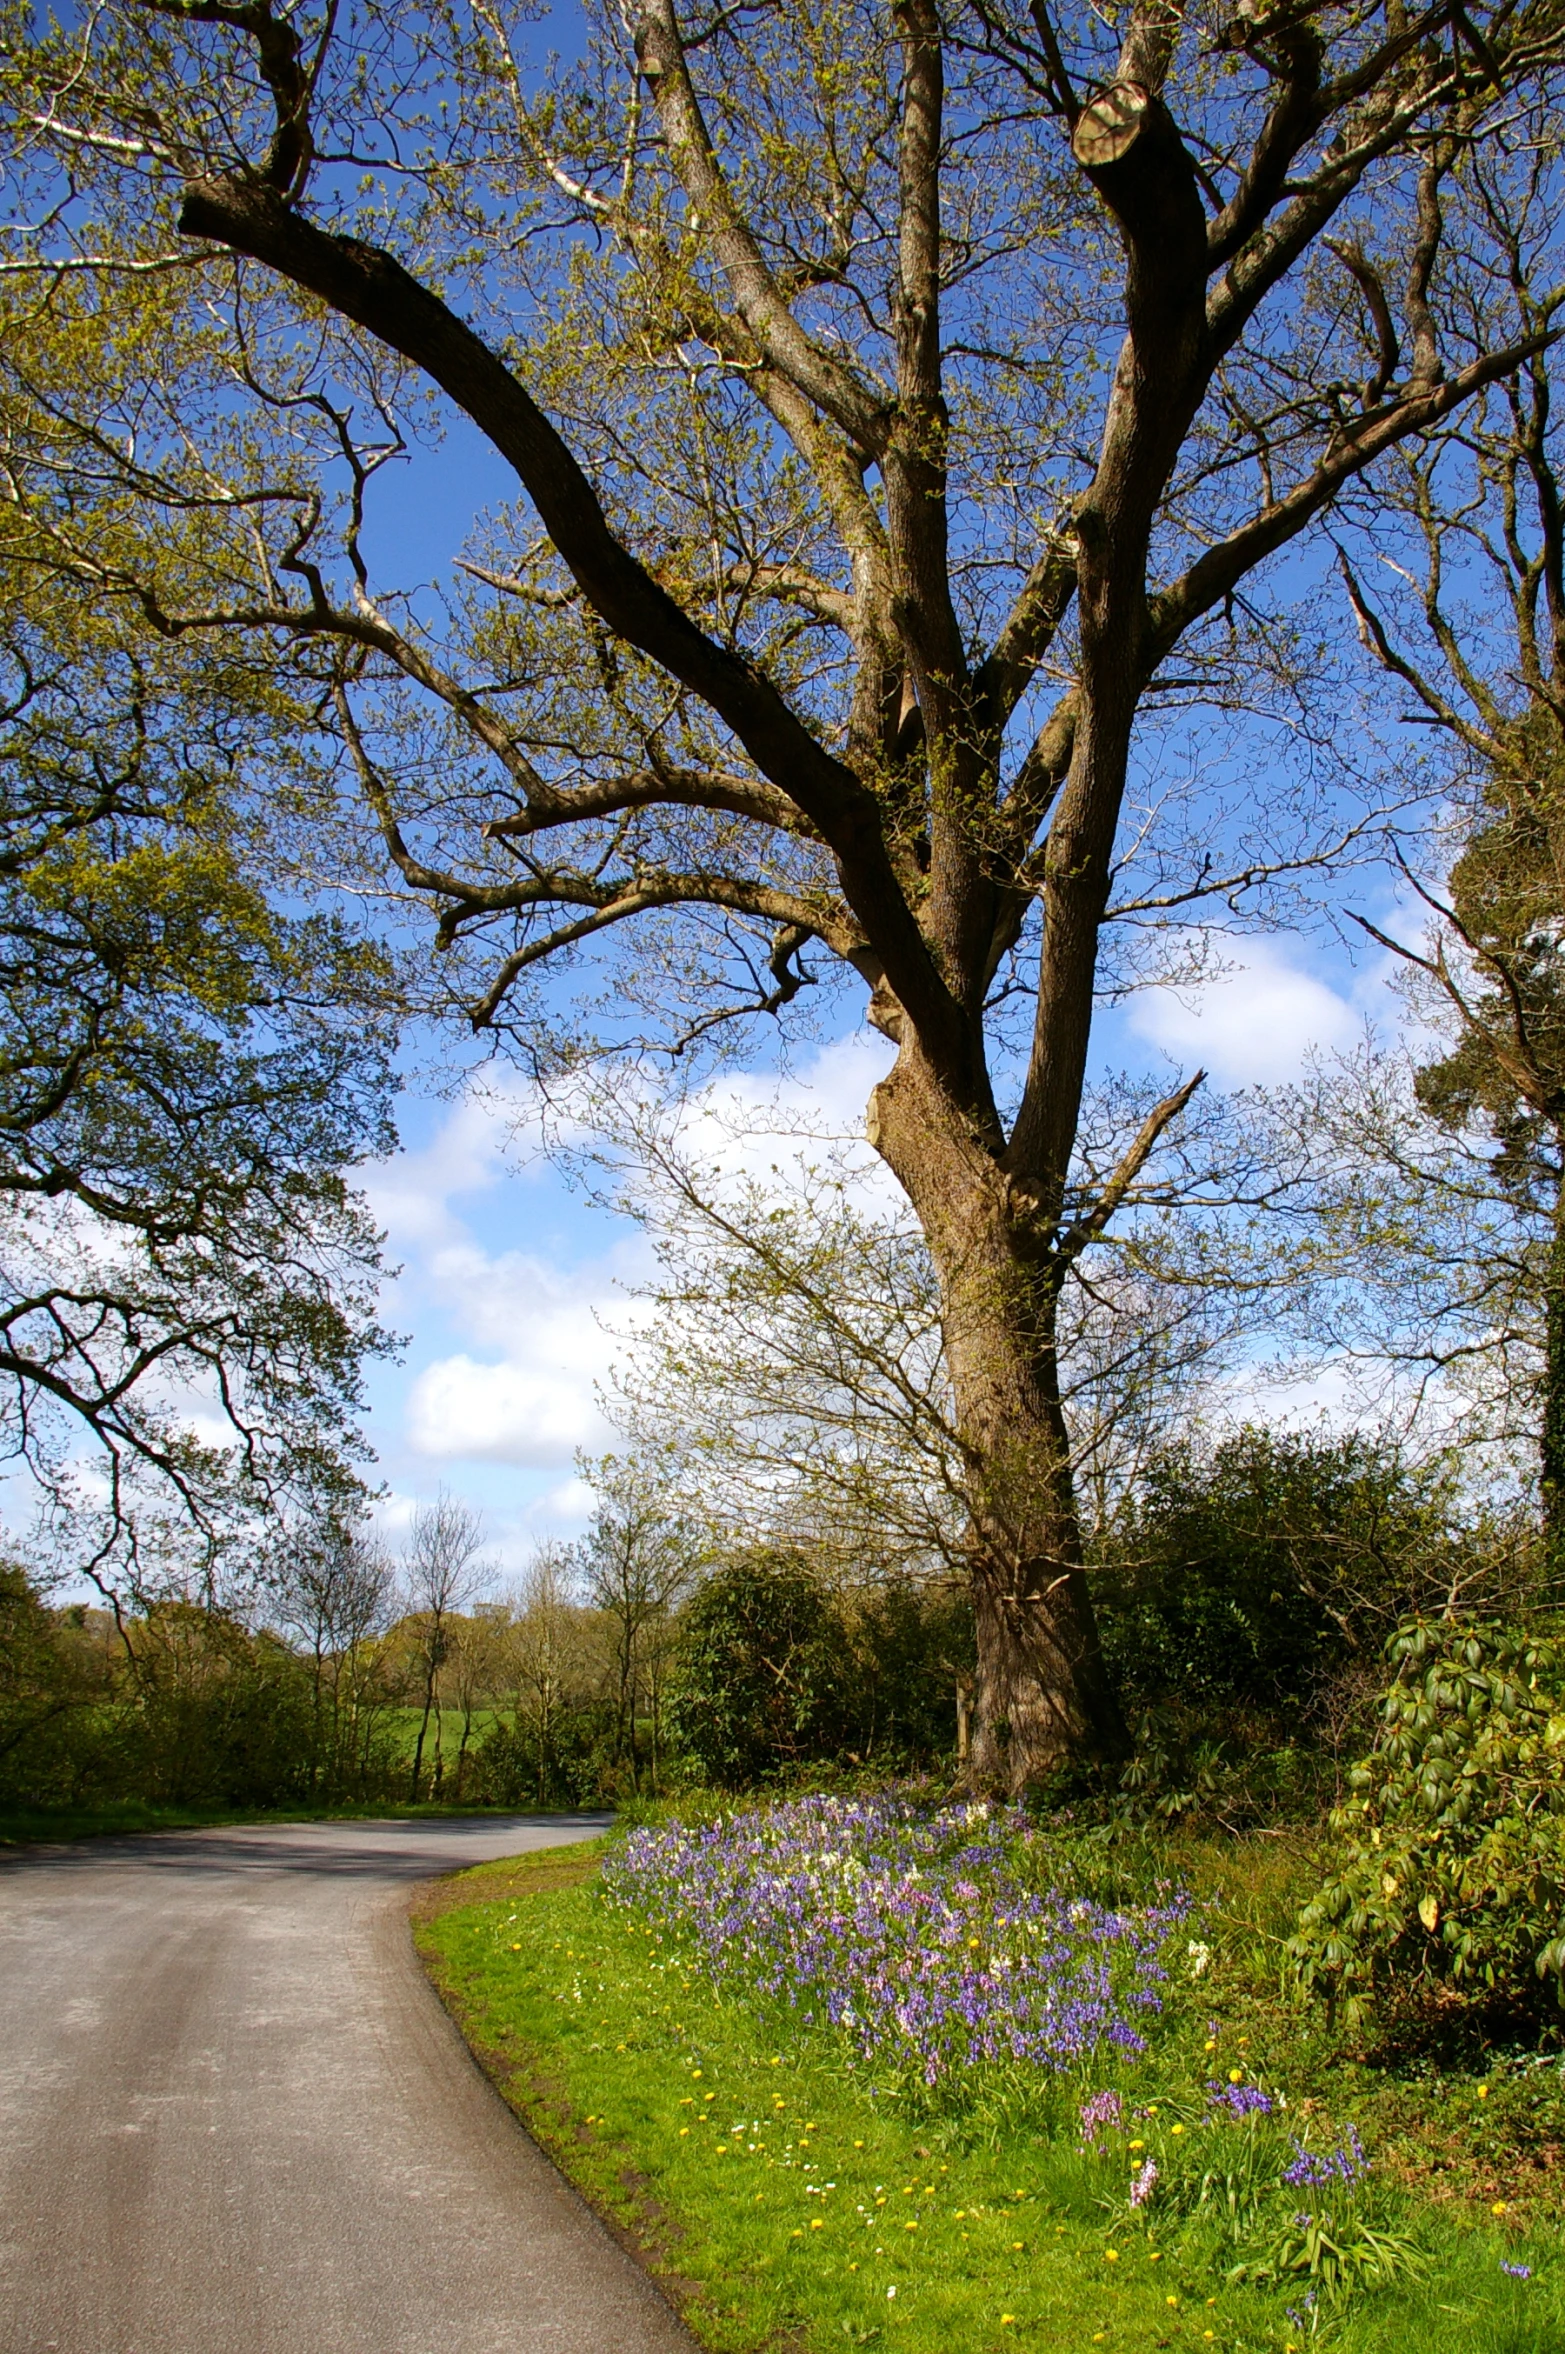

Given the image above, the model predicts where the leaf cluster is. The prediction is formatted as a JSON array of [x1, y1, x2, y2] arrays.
[[1289, 1616, 1565, 2029]]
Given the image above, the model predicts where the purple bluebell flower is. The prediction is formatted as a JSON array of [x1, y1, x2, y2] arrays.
[[1079, 2089, 1124, 2145], [1207, 2080, 1275, 2118], [1501, 2262, 1533, 2280], [601, 1791, 1189, 2093], [1282, 2125, 1368, 2189], [1128, 2157, 1157, 2208]]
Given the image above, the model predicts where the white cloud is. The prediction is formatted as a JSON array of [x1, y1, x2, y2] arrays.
[[406, 1353, 608, 1466], [1126, 937, 1372, 1087], [659, 1030, 901, 1206], [525, 1475, 597, 1530], [363, 1072, 540, 1251], [370, 1037, 898, 1478], [403, 1244, 653, 1468], [370, 1490, 422, 1539]]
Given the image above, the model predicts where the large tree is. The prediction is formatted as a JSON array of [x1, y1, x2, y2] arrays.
[[0, 305, 395, 1590], [8, 0, 1565, 1780], [598, 1095, 1250, 1578]]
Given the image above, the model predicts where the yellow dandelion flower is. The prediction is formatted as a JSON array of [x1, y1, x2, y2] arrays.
[[1104, 2248, 1119, 2262], [811, 2219, 824, 2231], [1493, 2201, 1508, 2216]]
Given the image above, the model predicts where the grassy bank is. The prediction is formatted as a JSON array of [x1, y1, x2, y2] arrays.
[[417, 1825, 1565, 2354]]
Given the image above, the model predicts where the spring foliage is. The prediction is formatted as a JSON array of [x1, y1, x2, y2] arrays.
[[1289, 1619, 1565, 2025]]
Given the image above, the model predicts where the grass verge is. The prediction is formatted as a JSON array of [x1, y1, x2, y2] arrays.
[[416, 1831, 1565, 2354]]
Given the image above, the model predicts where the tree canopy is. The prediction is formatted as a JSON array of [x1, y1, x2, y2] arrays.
[[0, 293, 396, 1586], [7, 0, 1565, 1770]]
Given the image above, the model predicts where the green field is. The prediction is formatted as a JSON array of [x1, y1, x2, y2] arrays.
[[417, 1836, 1565, 2354]]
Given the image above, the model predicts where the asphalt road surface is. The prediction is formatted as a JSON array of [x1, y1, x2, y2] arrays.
[[0, 1816, 695, 2354]]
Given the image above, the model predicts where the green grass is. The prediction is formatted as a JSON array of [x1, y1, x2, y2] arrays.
[[417, 1834, 1565, 2354]]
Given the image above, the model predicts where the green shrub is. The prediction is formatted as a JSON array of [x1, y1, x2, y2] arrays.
[[664, 1552, 970, 1787], [665, 1549, 850, 1786], [1095, 1428, 1462, 1729], [469, 1699, 617, 1808], [838, 1577, 972, 1766], [1288, 1618, 1565, 2028]]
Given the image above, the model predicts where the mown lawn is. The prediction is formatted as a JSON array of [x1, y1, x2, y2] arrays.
[[416, 1826, 1565, 2354]]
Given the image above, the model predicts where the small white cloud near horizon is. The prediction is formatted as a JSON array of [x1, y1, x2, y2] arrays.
[[526, 1474, 597, 1530], [1126, 935, 1382, 1087]]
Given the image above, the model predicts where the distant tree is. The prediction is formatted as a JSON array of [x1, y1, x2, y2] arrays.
[[576, 1458, 703, 1795], [115, 1600, 317, 1807], [402, 1494, 490, 1802], [0, 1563, 113, 1798], [445, 1603, 515, 1801], [499, 1546, 594, 1807], [272, 1518, 398, 1795]]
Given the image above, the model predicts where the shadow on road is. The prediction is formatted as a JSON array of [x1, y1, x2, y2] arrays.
[[0, 1813, 613, 1879]]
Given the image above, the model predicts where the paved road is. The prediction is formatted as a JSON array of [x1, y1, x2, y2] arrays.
[[0, 1817, 695, 2354]]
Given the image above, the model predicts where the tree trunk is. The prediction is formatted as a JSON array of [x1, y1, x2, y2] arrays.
[[869, 1054, 1129, 1793], [409, 1677, 435, 1803]]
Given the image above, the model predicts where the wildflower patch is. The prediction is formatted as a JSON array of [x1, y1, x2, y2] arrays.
[[603, 1792, 1188, 2098]]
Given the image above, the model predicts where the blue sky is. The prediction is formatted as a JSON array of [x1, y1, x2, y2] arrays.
[[278, 326, 1423, 1573], [359, 911, 1400, 1574], [352, 399, 1410, 1570]]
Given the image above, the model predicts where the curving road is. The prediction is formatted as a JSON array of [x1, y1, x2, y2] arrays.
[[0, 1816, 694, 2354]]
